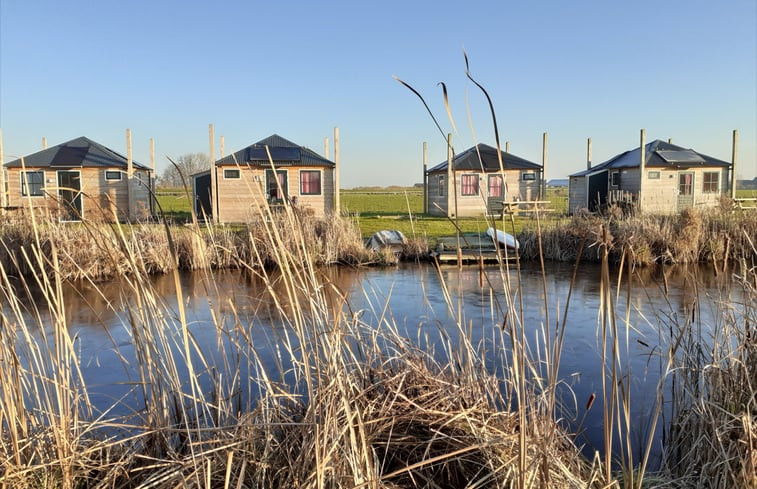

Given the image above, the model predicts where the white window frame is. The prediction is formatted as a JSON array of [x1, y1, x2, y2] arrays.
[[105, 170, 122, 181], [521, 171, 536, 182]]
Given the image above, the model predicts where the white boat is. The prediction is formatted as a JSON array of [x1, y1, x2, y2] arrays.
[[486, 227, 519, 250]]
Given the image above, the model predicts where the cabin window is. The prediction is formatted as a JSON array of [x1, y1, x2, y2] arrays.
[[223, 168, 241, 179], [438, 176, 445, 196], [647, 171, 660, 179], [300, 170, 321, 195], [461, 174, 479, 196], [521, 172, 536, 181], [265, 169, 288, 202], [488, 174, 503, 198], [703, 171, 719, 193], [21, 171, 44, 196], [610, 171, 620, 187], [105, 170, 122, 181]]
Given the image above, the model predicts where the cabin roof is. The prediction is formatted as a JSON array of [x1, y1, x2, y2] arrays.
[[427, 143, 542, 173], [4, 136, 151, 170], [215, 134, 335, 168], [570, 140, 731, 177]]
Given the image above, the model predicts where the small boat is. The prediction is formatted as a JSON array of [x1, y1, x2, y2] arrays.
[[486, 227, 519, 250], [366, 230, 407, 253]]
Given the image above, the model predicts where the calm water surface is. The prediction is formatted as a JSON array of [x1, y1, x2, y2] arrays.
[[17, 260, 739, 466]]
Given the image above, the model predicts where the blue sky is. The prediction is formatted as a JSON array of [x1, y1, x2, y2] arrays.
[[1, 0, 755, 186]]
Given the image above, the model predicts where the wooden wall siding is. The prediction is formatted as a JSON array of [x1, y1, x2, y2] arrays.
[[568, 176, 587, 213], [641, 168, 724, 213], [5, 167, 152, 221], [216, 166, 334, 222], [570, 168, 727, 214], [426, 170, 543, 217]]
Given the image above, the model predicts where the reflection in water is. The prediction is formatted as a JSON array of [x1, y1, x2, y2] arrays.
[[10, 260, 734, 467]]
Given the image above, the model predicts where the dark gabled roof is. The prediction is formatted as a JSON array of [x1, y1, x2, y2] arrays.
[[427, 143, 542, 173], [4, 136, 151, 170], [215, 134, 334, 168], [570, 140, 731, 177]]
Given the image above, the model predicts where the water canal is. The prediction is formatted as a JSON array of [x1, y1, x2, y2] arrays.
[[11, 259, 743, 468]]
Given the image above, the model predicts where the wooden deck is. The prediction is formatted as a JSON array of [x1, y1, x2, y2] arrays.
[[431, 248, 518, 265]]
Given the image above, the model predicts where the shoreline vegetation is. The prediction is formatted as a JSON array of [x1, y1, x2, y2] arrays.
[[0, 189, 755, 282], [0, 191, 755, 488]]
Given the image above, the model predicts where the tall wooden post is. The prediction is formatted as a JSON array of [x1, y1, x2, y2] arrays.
[[541, 132, 548, 200], [0, 128, 5, 210], [422, 141, 428, 214], [42, 137, 47, 149], [731, 129, 738, 199], [324, 137, 329, 159], [220, 135, 225, 158], [587, 137, 592, 170], [127, 128, 134, 221], [150, 138, 155, 216], [505, 140, 510, 153], [639, 128, 646, 211], [334, 127, 340, 214], [447, 133, 457, 220], [209, 124, 217, 221]]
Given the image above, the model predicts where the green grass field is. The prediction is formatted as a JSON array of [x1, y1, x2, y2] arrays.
[[155, 187, 558, 238]]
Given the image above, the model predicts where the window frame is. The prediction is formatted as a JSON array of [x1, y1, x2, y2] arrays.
[[610, 171, 621, 188], [460, 174, 479, 196], [105, 170, 122, 181], [21, 170, 45, 197], [521, 171, 536, 182], [223, 168, 241, 179], [299, 169, 322, 196], [488, 174, 504, 198], [702, 171, 719, 193], [647, 170, 660, 180]]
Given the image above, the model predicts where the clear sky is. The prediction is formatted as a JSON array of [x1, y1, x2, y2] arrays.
[[1, 0, 755, 187]]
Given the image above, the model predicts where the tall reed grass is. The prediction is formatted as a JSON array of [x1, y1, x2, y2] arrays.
[[1, 194, 615, 488], [519, 207, 757, 267]]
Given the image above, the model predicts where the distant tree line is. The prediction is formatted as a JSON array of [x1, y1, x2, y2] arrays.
[[158, 153, 209, 188]]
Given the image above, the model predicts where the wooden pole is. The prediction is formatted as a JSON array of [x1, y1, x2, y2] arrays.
[[209, 124, 217, 221], [587, 137, 592, 170], [541, 132, 548, 200], [127, 128, 134, 221], [334, 127, 340, 214], [324, 137, 329, 159], [668, 138, 672, 144], [639, 128, 646, 211], [150, 138, 155, 216], [731, 129, 738, 199], [447, 133, 453, 218], [0, 128, 5, 209], [422, 141, 428, 214], [42, 137, 47, 149], [505, 141, 510, 153], [220, 135, 225, 158]]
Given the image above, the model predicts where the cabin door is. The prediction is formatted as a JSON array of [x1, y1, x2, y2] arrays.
[[194, 173, 213, 219], [677, 171, 694, 211], [57, 171, 82, 221], [265, 170, 288, 204], [587, 172, 609, 212]]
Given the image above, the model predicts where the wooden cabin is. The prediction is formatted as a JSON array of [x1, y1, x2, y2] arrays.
[[569, 139, 732, 214], [425, 143, 543, 217], [2, 136, 153, 222], [193, 134, 335, 222]]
